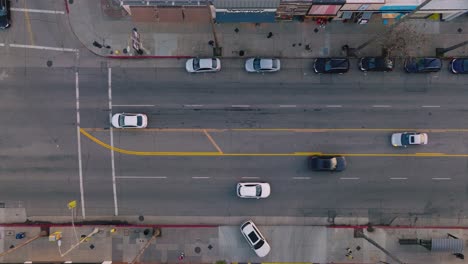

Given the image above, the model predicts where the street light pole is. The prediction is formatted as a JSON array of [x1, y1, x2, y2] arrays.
[[345, 0, 434, 57], [436, 40, 468, 57]]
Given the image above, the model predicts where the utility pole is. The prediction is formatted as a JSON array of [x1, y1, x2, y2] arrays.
[[345, 0, 434, 57], [354, 228, 406, 264], [436, 40, 468, 57], [206, 1, 222, 57]]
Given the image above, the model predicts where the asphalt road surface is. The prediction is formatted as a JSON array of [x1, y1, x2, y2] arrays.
[[1, 1, 468, 222]]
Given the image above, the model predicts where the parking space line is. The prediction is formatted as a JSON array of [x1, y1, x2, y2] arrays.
[[203, 129, 223, 153], [117, 176, 167, 179], [293, 177, 311, 180], [340, 177, 360, 180], [11, 7, 65, 14], [372, 105, 391, 108], [390, 177, 408, 180], [192, 177, 210, 179], [75, 70, 86, 219], [108, 67, 119, 216], [113, 104, 155, 107], [432, 177, 451, 180], [9, 44, 78, 52]]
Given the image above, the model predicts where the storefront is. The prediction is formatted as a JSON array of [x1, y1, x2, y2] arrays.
[[275, 0, 313, 21], [213, 0, 281, 23], [336, 0, 384, 24], [412, 0, 468, 21], [304, 0, 346, 23]]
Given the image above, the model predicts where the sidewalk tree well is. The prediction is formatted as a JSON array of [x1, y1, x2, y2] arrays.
[[376, 23, 429, 58]]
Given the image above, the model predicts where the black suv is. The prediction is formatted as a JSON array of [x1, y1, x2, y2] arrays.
[[359, 57, 393, 72], [313, 58, 349, 74], [0, 0, 10, 29]]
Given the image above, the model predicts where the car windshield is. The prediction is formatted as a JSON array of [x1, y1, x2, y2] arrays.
[[118, 115, 126, 126], [212, 59, 217, 68], [462, 60, 468, 70], [368, 58, 376, 69], [256, 185, 262, 196], [248, 231, 259, 243], [401, 134, 412, 145], [193, 59, 200, 70], [272, 60, 278, 68], [326, 59, 346, 71], [137, 116, 143, 126], [254, 239, 265, 249], [253, 59, 261, 70]]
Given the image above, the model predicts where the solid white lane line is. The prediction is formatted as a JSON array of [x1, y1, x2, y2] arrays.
[[340, 177, 360, 180], [390, 177, 408, 180], [11, 7, 65, 14], [422, 105, 441, 108], [108, 68, 119, 216], [372, 105, 391, 108], [117, 176, 167, 179], [75, 70, 85, 219], [279, 105, 297, 108], [9, 44, 78, 52], [113, 104, 155, 107], [326, 105, 342, 108], [184, 104, 204, 107], [293, 177, 311, 180], [232, 105, 250, 108], [432, 177, 451, 180], [242, 176, 260, 179], [192, 176, 210, 179]]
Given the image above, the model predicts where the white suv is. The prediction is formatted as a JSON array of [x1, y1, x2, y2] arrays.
[[240, 220, 271, 257]]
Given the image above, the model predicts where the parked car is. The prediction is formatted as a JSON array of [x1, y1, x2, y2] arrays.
[[359, 57, 393, 72], [0, 0, 10, 29], [185, 58, 221, 73], [111, 113, 148, 128], [391, 132, 428, 147], [309, 156, 346, 171], [240, 220, 271, 257], [237, 182, 271, 199], [404, 57, 442, 73], [313, 58, 349, 74], [245, 58, 281, 73], [449, 58, 468, 74]]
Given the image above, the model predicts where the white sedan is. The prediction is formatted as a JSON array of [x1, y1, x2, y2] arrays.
[[391, 132, 428, 147], [111, 113, 148, 128], [245, 58, 281, 73], [237, 182, 271, 199], [185, 58, 221, 73], [240, 220, 271, 257]]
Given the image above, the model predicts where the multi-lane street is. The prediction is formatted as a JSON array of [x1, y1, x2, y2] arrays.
[[1, 0, 468, 224]]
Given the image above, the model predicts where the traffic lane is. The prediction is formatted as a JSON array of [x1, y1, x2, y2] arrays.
[[113, 156, 468, 217], [84, 128, 468, 155]]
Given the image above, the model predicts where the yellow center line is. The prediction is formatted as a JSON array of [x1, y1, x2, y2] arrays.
[[24, 2, 35, 46], [203, 129, 223, 153], [79, 129, 468, 157]]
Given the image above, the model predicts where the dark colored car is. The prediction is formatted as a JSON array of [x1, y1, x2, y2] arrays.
[[309, 156, 346, 172], [449, 58, 468, 74], [313, 58, 349, 74], [359, 57, 393, 72], [0, 0, 9, 29], [404, 57, 442, 73]]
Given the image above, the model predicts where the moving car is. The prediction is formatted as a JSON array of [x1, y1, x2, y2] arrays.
[[0, 0, 10, 29], [111, 113, 148, 128], [309, 156, 346, 171], [313, 58, 349, 74], [240, 220, 271, 257], [404, 57, 442, 73], [391, 132, 428, 147], [237, 182, 271, 199], [359, 57, 393, 72], [185, 58, 221, 73], [449, 58, 468, 74], [245, 58, 281, 73]]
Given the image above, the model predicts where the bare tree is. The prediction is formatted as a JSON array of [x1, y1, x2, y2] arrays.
[[375, 23, 429, 58]]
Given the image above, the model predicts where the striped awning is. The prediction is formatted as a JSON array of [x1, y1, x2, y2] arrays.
[[308, 5, 341, 15]]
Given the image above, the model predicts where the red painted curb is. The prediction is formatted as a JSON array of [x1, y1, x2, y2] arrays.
[[64, 0, 69, 14], [0, 223, 217, 228], [328, 225, 468, 229], [106, 55, 192, 59]]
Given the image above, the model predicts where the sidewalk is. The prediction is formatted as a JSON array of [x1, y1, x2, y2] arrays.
[[0, 223, 467, 263], [67, 0, 468, 59]]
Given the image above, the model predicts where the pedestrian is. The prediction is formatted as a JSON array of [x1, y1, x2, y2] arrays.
[[178, 252, 185, 261], [267, 32, 273, 38], [208, 40, 214, 47], [453, 253, 464, 259]]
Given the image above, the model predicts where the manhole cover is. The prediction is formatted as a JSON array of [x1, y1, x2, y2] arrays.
[[138, 215, 144, 222], [46, 60, 53, 67], [195, 246, 201, 254]]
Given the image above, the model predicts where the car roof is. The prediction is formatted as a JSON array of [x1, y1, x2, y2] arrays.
[[198, 58, 213, 69]]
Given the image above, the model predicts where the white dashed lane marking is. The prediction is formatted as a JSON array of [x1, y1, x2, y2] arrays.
[[390, 177, 408, 180], [432, 177, 451, 181], [293, 177, 311, 180], [232, 105, 250, 108], [326, 105, 342, 108], [192, 176, 210, 179], [340, 177, 360, 180], [116, 176, 168, 179], [422, 105, 441, 108], [242, 177, 260, 179], [279, 105, 297, 108], [372, 105, 391, 108], [113, 104, 155, 107]]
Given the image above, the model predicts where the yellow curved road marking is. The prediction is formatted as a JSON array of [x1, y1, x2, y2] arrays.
[[79, 129, 467, 157]]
